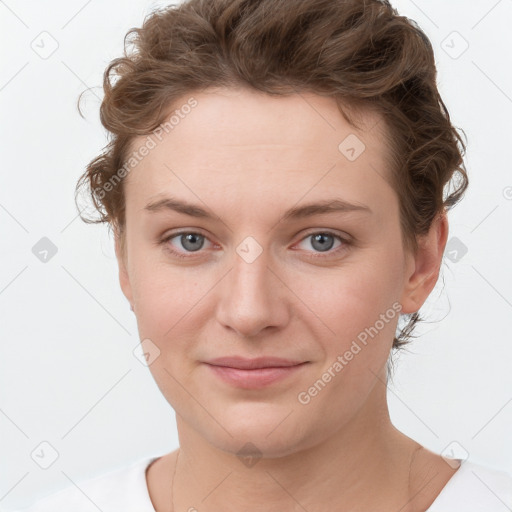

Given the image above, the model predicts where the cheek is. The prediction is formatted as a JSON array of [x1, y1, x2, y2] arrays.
[[291, 253, 404, 410], [298, 257, 403, 350], [130, 265, 203, 408], [130, 255, 205, 337], [291, 265, 401, 427]]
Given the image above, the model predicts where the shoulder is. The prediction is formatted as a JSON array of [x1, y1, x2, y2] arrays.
[[12, 455, 161, 512], [427, 459, 512, 511]]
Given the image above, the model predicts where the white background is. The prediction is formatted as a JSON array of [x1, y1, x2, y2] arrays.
[[1, 0, 511, 509]]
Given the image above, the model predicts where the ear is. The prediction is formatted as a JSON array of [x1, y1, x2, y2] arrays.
[[114, 227, 134, 308], [399, 212, 449, 314]]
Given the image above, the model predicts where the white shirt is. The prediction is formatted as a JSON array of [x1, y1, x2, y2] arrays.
[[11, 455, 512, 511]]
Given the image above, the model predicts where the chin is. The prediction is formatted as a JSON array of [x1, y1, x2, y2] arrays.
[[197, 408, 321, 460]]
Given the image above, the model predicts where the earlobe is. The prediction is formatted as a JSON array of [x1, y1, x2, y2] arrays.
[[399, 212, 449, 314]]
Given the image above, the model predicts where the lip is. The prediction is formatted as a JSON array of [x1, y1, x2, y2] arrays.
[[206, 356, 306, 369], [204, 357, 309, 389]]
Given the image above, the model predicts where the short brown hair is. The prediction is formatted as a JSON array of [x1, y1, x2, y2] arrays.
[[75, 0, 468, 352]]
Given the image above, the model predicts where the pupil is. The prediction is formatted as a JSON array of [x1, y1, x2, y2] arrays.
[[182, 233, 203, 251], [313, 233, 334, 252]]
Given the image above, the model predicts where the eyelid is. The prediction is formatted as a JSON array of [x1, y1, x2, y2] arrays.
[[160, 228, 351, 258], [290, 229, 351, 257], [161, 228, 216, 252], [296, 228, 352, 244]]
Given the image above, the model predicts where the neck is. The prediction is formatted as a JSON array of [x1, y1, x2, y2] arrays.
[[170, 376, 422, 512]]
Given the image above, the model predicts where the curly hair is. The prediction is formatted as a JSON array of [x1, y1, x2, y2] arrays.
[[75, 0, 468, 354]]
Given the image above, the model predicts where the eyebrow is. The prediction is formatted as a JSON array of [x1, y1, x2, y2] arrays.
[[144, 196, 372, 220]]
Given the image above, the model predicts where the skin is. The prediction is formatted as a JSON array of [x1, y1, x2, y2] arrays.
[[114, 87, 459, 511]]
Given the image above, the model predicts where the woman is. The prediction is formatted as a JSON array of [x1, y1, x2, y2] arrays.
[[19, 0, 512, 510]]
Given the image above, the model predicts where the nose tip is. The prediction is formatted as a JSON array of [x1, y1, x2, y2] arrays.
[[215, 248, 289, 338]]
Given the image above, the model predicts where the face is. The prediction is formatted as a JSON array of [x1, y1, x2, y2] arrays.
[[116, 87, 438, 457]]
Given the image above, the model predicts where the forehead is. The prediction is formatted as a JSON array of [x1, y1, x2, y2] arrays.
[[141, 87, 385, 152], [123, 87, 395, 216]]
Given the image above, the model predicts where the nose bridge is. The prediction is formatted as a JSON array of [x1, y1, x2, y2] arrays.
[[215, 235, 288, 337]]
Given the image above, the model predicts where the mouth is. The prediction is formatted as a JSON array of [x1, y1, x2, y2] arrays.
[[203, 356, 309, 389]]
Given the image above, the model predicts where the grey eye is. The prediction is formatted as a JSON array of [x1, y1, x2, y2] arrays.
[[177, 233, 205, 252], [309, 233, 336, 252]]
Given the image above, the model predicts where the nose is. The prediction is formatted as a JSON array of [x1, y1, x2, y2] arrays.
[[215, 241, 290, 338]]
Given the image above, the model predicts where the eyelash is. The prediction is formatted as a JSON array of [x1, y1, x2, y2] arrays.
[[159, 230, 352, 260]]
